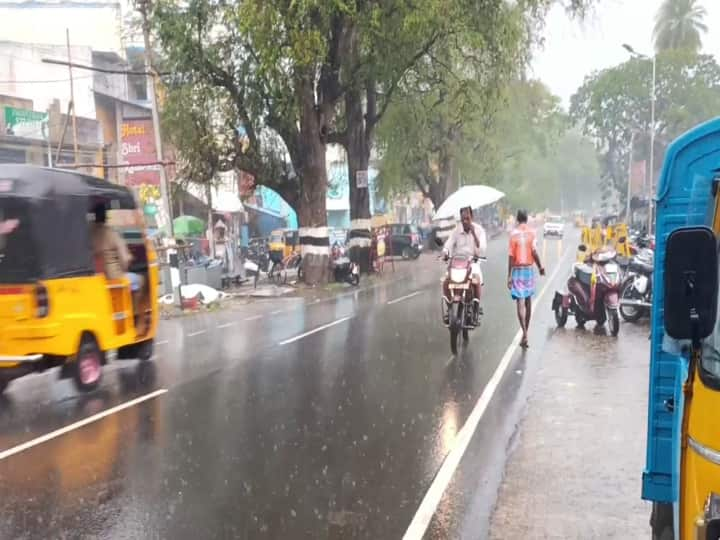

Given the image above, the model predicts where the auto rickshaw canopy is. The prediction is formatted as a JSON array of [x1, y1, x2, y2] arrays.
[[0, 165, 138, 283]]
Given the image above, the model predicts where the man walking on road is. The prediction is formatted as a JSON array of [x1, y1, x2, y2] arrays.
[[508, 209, 545, 348]]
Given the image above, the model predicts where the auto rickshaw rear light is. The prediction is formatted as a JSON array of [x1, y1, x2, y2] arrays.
[[35, 282, 49, 318]]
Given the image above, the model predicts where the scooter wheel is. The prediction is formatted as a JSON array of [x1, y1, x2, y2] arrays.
[[554, 305, 569, 328], [350, 274, 360, 286], [608, 308, 620, 337]]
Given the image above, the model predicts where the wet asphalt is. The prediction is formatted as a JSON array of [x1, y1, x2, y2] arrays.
[[0, 232, 575, 540]]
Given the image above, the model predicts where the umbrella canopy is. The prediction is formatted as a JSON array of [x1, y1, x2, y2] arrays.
[[434, 185, 505, 221], [173, 215, 206, 238]]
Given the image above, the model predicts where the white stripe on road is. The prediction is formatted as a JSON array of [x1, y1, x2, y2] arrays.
[[243, 315, 263, 321], [218, 322, 235, 329], [278, 316, 354, 346], [0, 389, 168, 461], [187, 330, 206, 338], [156, 340, 169, 346], [387, 291, 424, 305], [402, 247, 572, 540]]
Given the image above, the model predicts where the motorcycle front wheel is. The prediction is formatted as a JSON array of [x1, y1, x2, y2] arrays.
[[619, 281, 643, 323], [449, 303, 462, 355], [608, 307, 620, 337]]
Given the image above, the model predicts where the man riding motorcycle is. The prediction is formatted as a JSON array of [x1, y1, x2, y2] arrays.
[[443, 206, 487, 321]]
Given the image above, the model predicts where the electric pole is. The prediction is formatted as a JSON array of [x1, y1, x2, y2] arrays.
[[137, 0, 174, 237]]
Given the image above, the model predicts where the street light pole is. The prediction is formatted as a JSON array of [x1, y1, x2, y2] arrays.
[[622, 44, 657, 233], [648, 55, 656, 234], [627, 131, 635, 225]]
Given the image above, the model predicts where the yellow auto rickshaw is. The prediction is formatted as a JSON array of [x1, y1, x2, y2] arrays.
[[0, 165, 159, 394], [268, 228, 299, 264]]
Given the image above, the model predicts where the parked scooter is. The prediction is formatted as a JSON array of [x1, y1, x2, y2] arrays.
[[331, 243, 360, 286], [619, 248, 654, 322], [552, 245, 622, 336], [441, 254, 485, 355]]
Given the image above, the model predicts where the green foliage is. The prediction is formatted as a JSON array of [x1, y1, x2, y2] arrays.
[[377, 76, 599, 212], [570, 49, 720, 196], [654, 0, 708, 54]]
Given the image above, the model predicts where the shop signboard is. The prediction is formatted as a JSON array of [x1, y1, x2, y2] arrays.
[[120, 118, 160, 186], [3, 107, 48, 140]]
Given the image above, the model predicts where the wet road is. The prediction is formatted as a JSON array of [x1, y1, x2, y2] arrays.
[[0, 232, 574, 539]]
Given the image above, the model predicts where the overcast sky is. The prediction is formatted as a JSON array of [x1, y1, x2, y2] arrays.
[[531, 0, 720, 108]]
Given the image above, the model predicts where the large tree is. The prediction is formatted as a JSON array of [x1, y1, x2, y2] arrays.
[[154, 0, 363, 282], [654, 0, 708, 54], [570, 49, 720, 206]]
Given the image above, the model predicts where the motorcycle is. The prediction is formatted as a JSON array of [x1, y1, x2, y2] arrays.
[[441, 254, 484, 355], [619, 248, 654, 322], [331, 243, 360, 286], [552, 245, 622, 336]]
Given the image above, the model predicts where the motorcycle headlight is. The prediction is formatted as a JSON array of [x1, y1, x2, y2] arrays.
[[450, 268, 467, 283]]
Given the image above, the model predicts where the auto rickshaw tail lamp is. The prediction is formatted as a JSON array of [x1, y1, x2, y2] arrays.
[[35, 282, 49, 318]]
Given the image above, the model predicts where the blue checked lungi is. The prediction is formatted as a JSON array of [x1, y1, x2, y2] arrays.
[[510, 266, 536, 300]]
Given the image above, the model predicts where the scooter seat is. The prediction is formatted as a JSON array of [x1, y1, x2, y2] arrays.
[[573, 263, 593, 286]]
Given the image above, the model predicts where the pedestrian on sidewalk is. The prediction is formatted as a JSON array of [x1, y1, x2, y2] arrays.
[[507, 209, 545, 348]]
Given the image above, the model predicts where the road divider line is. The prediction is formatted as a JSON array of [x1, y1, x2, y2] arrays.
[[0, 389, 168, 461], [387, 291, 424, 305], [218, 322, 235, 329], [187, 330, 206, 338], [156, 340, 169, 346], [243, 315, 263, 321], [402, 246, 573, 540], [279, 316, 354, 346]]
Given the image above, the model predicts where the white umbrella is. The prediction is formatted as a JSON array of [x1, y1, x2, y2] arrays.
[[433, 185, 505, 221]]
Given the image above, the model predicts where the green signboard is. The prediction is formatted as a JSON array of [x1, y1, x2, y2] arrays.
[[4, 106, 48, 139]]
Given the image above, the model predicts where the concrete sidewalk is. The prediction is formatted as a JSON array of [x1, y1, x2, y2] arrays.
[[490, 321, 651, 539]]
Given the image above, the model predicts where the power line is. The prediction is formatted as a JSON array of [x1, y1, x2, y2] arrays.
[[0, 75, 94, 84]]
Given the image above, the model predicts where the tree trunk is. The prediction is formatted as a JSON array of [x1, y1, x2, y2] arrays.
[[438, 146, 457, 207], [297, 78, 330, 285], [345, 85, 372, 273], [205, 182, 215, 259]]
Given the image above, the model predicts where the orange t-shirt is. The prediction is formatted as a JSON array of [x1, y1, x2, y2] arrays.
[[509, 224, 536, 267]]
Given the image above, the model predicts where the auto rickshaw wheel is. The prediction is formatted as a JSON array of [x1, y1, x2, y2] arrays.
[[650, 502, 673, 540], [72, 335, 103, 393], [0, 378, 7, 395]]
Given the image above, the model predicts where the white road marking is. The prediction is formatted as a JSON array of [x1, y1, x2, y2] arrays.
[[218, 322, 235, 329], [278, 316, 354, 346], [187, 330, 206, 337], [243, 315, 263, 321], [402, 247, 572, 540], [0, 389, 168, 461], [387, 291, 424, 305], [156, 340, 169, 346], [271, 310, 283, 315]]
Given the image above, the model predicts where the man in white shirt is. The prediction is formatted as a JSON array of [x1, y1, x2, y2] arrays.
[[443, 206, 487, 316]]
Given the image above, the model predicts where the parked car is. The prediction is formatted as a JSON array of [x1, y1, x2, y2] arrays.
[[543, 214, 565, 237], [388, 223, 422, 259]]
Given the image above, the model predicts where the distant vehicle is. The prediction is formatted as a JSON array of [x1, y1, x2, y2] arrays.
[[388, 223, 422, 259], [543, 214, 565, 237]]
